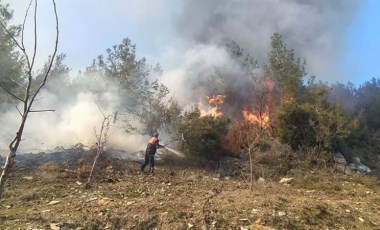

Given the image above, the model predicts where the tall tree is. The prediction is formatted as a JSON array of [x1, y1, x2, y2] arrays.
[[266, 33, 306, 103], [95, 38, 173, 135]]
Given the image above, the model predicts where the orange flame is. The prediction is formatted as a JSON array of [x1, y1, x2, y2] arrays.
[[242, 105, 270, 128], [198, 95, 226, 118]]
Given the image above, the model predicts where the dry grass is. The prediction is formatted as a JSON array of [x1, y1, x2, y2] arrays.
[[0, 158, 379, 229]]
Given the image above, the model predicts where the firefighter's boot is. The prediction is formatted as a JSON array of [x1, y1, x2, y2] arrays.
[[149, 167, 154, 174]]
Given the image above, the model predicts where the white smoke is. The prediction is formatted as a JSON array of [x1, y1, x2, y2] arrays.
[[0, 75, 147, 155]]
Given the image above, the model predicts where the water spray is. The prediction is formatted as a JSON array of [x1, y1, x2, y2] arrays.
[[163, 146, 185, 158]]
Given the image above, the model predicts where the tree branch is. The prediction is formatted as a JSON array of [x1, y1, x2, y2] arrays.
[[15, 105, 23, 116], [30, 0, 38, 70], [27, 0, 59, 112], [0, 22, 24, 52], [92, 94, 106, 118], [10, 78, 26, 89], [0, 84, 24, 102], [21, 0, 34, 51], [29, 109, 55, 113]]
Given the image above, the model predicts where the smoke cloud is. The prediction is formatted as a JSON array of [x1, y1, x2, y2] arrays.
[[160, 0, 360, 106], [0, 75, 147, 156]]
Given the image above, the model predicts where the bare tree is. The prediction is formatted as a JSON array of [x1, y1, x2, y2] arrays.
[[0, 0, 59, 201], [86, 97, 113, 187]]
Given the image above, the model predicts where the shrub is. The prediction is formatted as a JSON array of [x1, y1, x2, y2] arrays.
[[176, 108, 229, 160], [225, 120, 262, 153], [275, 101, 357, 151]]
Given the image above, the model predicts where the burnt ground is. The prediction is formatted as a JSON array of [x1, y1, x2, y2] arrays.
[[0, 155, 379, 230]]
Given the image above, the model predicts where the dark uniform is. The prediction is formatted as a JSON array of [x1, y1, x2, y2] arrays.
[[141, 134, 162, 173]]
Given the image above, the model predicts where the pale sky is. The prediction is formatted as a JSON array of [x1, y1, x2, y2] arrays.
[[4, 0, 380, 86]]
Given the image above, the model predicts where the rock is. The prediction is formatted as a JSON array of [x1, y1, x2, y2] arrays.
[[213, 177, 220, 181], [188, 223, 194, 228], [334, 153, 350, 174], [337, 154, 372, 174], [353, 157, 372, 174], [334, 152, 347, 165], [23, 176, 33, 180], [279, 177, 293, 184], [257, 177, 265, 183], [47, 200, 61, 205], [359, 217, 365, 222], [76, 181, 82, 186]]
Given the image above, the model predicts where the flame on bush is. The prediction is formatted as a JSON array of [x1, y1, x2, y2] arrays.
[[198, 94, 226, 118], [242, 105, 270, 129]]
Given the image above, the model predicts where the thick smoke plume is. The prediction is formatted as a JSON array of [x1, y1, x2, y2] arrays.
[[161, 0, 360, 108]]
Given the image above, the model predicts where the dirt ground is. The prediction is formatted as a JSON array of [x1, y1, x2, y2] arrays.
[[0, 159, 379, 230]]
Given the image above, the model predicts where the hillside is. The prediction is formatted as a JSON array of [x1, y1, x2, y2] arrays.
[[0, 154, 379, 230]]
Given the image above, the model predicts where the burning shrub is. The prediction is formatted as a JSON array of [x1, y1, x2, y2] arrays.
[[225, 120, 263, 153], [177, 108, 228, 160]]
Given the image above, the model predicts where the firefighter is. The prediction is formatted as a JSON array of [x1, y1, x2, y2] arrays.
[[141, 132, 164, 174]]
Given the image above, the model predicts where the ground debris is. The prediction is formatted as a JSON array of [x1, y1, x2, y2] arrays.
[[47, 200, 61, 205]]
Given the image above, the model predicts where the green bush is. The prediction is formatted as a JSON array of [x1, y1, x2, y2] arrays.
[[275, 103, 317, 150], [275, 101, 357, 151], [176, 108, 228, 160]]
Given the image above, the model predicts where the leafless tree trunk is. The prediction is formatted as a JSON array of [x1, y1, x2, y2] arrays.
[[246, 134, 259, 191], [246, 80, 269, 191], [86, 96, 113, 187], [87, 115, 112, 186], [0, 0, 59, 201]]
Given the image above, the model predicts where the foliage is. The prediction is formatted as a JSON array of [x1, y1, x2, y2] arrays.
[[0, 2, 24, 110], [356, 78, 380, 131], [328, 81, 357, 113], [266, 33, 306, 102], [90, 37, 174, 135], [176, 108, 228, 160], [275, 99, 358, 151]]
